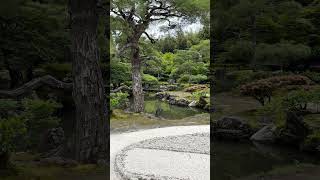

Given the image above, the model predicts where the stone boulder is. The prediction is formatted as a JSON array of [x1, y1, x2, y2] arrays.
[[169, 98, 190, 107], [275, 112, 310, 146], [159, 85, 178, 91], [250, 125, 276, 143], [213, 117, 253, 140], [196, 96, 208, 108], [188, 101, 197, 107], [155, 92, 170, 100]]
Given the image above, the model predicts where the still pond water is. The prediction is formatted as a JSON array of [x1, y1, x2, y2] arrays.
[[213, 141, 319, 179], [142, 96, 204, 119]]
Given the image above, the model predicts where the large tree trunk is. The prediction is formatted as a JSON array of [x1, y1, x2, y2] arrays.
[[69, 0, 108, 163], [131, 44, 144, 112]]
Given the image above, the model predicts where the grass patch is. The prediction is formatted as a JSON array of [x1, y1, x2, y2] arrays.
[[111, 109, 209, 133], [1, 153, 109, 180]]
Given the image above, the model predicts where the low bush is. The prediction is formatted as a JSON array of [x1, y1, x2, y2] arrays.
[[142, 74, 159, 87], [110, 92, 129, 110], [21, 99, 62, 148], [240, 75, 312, 105], [283, 89, 312, 111], [0, 98, 61, 169], [256, 96, 287, 126], [303, 71, 320, 83], [190, 74, 207, 84], [178, 74, 207, 84], [0, 99, 19, 118]]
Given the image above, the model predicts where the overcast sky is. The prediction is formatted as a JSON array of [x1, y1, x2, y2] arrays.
[[146, 18, 203, 39]]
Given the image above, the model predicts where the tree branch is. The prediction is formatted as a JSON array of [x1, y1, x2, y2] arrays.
[[143, 32, 156, 43], [0, 75, 72, 98], [111, 85, 131, 93]]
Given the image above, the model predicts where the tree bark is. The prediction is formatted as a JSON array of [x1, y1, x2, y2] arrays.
[[69, 0, 108, 163], [131, 43, 144, 112]]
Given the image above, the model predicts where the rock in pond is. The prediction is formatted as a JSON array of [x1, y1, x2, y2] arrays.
[[196, 96, 208, 108], [275, 112, 310, 146], [189, 101, 197, 107], [213, 117, 253, 140], [169, 98, 191, 107], [155, 92, 170, 100], [250, 125, 276, 143]]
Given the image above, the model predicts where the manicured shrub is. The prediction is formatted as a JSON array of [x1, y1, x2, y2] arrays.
[[0, 117, 27, 154], [109, 60, 131, 88], [142, 74, 159, 86], [190, 74, 208, 84], [0, 99, 19, 118], [240, 75, 312, 105], [256, 96, 287, 126], [0, 98, 62, 169], [283, 89, 312, 111], [110, 92, 129, 110], [0, 117, 27, 170], [21, 99, 62, 148], [240, 80, 273, 106], [178, 74, 207, 84]]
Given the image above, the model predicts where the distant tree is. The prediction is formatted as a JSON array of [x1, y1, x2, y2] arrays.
[[254, 42, 311, 70]]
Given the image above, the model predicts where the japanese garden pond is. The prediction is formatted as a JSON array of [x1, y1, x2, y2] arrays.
[[142, 95, 205, 119], [212, 140, 320, 180]]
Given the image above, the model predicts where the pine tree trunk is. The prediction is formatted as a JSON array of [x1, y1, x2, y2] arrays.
[[131, 44, 144, 112], [69, 0, 108, 163]]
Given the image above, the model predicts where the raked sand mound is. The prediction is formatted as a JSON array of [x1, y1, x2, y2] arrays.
[[110, 125, 210, 180]]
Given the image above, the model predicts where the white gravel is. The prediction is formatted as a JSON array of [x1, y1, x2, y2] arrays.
[[119, 148, 210, 180], [110, 125, 210, 180]]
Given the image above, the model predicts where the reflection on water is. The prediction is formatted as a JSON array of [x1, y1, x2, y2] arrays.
[[142, 96, 205, 120], [212, 140, 320, 180]]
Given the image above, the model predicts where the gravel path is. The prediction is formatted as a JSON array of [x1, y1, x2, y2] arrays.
[[110, 125, 210, 180]]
